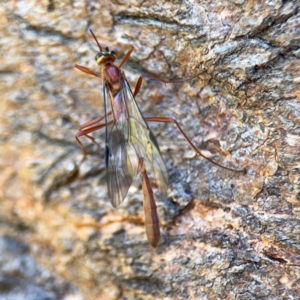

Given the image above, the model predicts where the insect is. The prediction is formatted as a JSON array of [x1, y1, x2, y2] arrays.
[[75, 30, 244, 248]]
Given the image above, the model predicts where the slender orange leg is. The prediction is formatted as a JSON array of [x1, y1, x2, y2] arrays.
[[145, 116, 246, 173], [77, 113, 113, 153], [119, 46, 134, 68], [74, 64, 101, 78], [79, 111, 112, 131], [133, 76, 144, 97], [75, 120, 114, 157]]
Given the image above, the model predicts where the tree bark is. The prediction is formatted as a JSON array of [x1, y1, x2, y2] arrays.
[[0, 0, 299, 299]]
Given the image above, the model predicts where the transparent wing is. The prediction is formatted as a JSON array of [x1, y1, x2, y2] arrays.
[[121, 77, 169, 193], [104, 82, 138, 208], [105, 74, 168, 207], [129, 118, 168, 193], [106, 124, 138, 207]]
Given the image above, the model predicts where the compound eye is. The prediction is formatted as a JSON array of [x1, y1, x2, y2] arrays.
[[95, 52, 103, 61]]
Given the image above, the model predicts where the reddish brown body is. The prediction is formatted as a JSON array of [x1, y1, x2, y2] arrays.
[[75, 30, 244, 248], [75, 30, 167, 248], [103, 63, 121, 94]]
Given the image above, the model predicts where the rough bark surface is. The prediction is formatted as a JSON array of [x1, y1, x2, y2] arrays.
[[0, 0, 299, 299]]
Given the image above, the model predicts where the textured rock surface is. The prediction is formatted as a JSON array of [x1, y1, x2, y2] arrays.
[[0, 0, 299, 299]]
